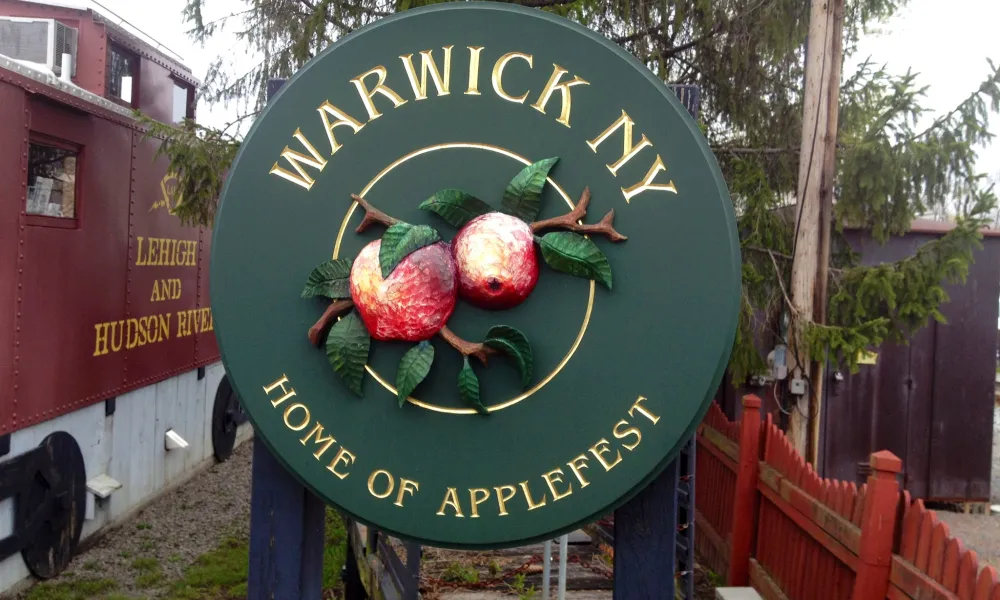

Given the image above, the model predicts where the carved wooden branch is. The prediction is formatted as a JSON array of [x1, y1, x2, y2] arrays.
[[530, 187, 627, 242], [352, 194, 398, 233], [439, 326, 496, 366], [308, 299, 355, 346]]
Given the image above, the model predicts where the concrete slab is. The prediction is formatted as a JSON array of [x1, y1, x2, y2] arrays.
[[716, 587, 764, 600]]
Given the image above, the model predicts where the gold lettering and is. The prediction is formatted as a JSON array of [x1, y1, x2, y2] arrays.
[[269, 128, 328, 190], [465, 46, 484, 95], [491, 52, 533, 103], [317, 101, 365, 155], [150, 279, 182, 302], [400, 46, 453, 100], [531, 64, 589, 127], [350, 66, 408, 121], [437, 487, 464, 517]]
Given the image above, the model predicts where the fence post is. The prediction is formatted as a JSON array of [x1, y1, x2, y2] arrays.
[[851, 450, 902, 600], [728, 394, 762, 586]]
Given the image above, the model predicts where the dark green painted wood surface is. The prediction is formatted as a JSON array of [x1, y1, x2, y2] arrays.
[[212, 3, 740, 549]]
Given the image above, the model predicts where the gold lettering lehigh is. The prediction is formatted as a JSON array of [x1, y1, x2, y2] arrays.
[[317, 101, 365, 155], [400, 46, 453, 100], [269, 129, 328, 191], [491, 52, 533, 103], [465, 46, 484, 95], [531, 64, 589, 127], [351, 66, 408, 121]]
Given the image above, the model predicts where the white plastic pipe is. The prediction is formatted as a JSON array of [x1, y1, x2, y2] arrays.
[[542, 539, 551, 599], [60, 53, 72, 83], [558, 534, 568, 600]]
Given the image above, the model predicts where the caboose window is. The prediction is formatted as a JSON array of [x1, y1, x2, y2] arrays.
[[26, 142, 78, 219], [172, 81, 193, 123], [107, 43, 138, 106]]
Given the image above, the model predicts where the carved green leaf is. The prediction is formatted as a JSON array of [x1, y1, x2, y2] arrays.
[[458, 357, 487, 415], [484, 325, 533, 388], [395, 341, 434, 407], [379, 223, 441, 278], [501, 157, 559, 222], [418, 189, 492, 228], [301, 258, 353, 299], [325, 310, 370, 397], [538, 231, 613, 289]]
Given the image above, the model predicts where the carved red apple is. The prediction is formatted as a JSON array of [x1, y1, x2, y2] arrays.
[[350, 239, 457, 341], [452, 212, 539, 310]]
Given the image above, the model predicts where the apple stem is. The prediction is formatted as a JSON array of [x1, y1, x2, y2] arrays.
[[439, 326, 496, 366], [530, 187, 628, 242], [308, 299, 355, 346], [352, 194, 399, 232]]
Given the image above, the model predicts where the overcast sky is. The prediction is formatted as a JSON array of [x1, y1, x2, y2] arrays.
[[82, 0, 999, 179]]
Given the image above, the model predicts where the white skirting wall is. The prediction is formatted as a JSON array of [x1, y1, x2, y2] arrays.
[[0, 362, 251, 593]]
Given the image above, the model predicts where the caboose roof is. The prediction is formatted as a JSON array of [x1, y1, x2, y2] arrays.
[[2, 0, 199, 86]]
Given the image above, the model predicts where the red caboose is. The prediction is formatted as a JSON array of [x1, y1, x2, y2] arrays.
[[0, 0, 245, 590]]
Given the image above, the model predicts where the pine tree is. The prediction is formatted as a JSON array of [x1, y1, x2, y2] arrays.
[[143, 0, 1000, 384]]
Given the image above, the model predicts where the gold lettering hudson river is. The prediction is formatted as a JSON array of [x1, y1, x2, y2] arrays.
[[268, 45, 679, 204], [262, 372, 662, 519]]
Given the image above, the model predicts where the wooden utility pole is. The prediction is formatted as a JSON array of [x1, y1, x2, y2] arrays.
[[787, 0, 845, 462]]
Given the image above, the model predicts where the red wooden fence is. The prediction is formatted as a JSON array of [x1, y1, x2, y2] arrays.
[[695, 394, 999, 600]]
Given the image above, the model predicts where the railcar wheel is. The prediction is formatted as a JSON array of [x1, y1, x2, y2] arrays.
[[20, 432, 86, 579], [212, 375, 245, 462]]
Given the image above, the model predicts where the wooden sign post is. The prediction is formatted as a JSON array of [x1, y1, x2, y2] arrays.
[[215, 5, 738, 598]]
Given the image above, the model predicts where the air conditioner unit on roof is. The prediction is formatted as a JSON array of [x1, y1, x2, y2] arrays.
[[0, 17, 78, 77]]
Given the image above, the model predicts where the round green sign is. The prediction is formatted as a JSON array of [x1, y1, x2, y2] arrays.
[[212, 3, 740, 549]]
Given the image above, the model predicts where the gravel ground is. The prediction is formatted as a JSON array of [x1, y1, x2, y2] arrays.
[[17, 440, 253, 599], [936, 511, 1000, 569]]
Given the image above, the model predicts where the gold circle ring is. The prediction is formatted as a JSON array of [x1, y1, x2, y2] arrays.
[[333, 143, 595, 414]]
